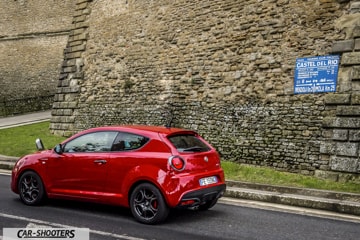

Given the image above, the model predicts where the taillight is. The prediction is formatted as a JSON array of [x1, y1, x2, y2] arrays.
[[168, 155, 186, 171]]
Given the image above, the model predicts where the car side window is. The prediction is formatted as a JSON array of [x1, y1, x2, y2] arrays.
[[63, 131, 118, 153], [111, 132, 149, 151]]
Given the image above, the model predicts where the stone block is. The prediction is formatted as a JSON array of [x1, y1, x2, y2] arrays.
[[337, 173, 360, 183], [351, 93, 360, 104], [353, 81, 360, 91], [355, 39, 360, 51], [332, 129, 348, 141], [71, 28, 86, 36], [342, 52, 360, 65], [330, 156, 359, 173], [70, 44, 86, 52], [349, 117, 360, 128], [331, 40, 354, 53], [319, 141, 336, 154], [350, 1, 360, 13], [76, 2, 88, 10], [322, 116, 336, 128], [314, 170, 339, 181], [54, 94, 64, 102], [65, 52, 82, 59], [70, 33, 89, 41], [322, 129, 333, 138], [328, 117, 360, 128], [324, 93, 350, 105], [337, 67, 352, 92], [69, 40, 84, 47], [62, 66, 76, 73], [336, 106, 360, 116], [74, 22, 89, 29], [349, 130, 360, 141], [335, 13, 360, 39], [73, 15, 86, 23], [353, 26, 360, 38], [353, 66, 360, 80], [336, 142, 359, 157]]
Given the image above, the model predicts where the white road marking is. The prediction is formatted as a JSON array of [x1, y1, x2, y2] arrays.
[[219, 197, 360, 223], [0, 213, 145, 240]]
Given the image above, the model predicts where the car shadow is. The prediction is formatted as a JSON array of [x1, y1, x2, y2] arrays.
[[46, 198, 134, 219], [12, 197, 225, 225], [166, 207, 226, 224]]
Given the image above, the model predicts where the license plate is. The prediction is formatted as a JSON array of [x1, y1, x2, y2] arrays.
[[199, 176, 218, 186]]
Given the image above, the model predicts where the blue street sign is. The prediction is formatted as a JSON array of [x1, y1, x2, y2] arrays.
[[294, 55, 340, 94]]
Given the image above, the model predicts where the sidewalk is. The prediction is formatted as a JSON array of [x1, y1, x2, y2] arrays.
[[0, 110, 51, 129], [0, 111, 360, 218]]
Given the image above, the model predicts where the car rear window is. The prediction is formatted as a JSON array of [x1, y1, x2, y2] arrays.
[[168, 134, 211, 152]]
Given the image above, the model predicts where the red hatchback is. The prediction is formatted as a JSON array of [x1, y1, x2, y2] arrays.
[[11, 125, 226, 224]]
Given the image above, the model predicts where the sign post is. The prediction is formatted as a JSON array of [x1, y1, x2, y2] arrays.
[[294, 55, 340, 94]]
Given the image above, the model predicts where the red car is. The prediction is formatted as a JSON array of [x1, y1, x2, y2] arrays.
[[11, 125, 226, 224]]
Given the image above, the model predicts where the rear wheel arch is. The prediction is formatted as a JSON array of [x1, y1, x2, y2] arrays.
[[128, 180, 167, 206], [123, 166, 169, 204]]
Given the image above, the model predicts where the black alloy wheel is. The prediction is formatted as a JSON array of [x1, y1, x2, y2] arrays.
[[130, 183, 169, 224], [18, 171, 46, 205]]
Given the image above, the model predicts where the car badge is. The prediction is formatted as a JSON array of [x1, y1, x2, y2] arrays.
[[204, 156, 209, 162]]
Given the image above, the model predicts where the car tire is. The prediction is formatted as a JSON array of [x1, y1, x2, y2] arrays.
[[130, 183, 169, 224], [18, 171, 46, 206], [198, 199, 218, 211]]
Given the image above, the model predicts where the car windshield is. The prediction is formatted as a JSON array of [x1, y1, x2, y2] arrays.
[[168, 134, 211, 152]]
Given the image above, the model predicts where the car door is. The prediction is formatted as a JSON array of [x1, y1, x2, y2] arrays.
[[45, 131, 118, 199], [104, 132, 150, 196]]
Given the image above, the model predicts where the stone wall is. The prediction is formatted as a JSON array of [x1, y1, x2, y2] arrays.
[[51, 0, 359, 180], [0, 0, 76, 116], [320, 1, 360, 181]]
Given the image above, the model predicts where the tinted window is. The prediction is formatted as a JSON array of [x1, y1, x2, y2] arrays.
[[111, 132, 149, 151], [168, 134, 210, 152], [63, 131, 118, 153]]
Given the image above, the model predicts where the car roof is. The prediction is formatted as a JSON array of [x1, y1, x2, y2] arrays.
[[78, 125, 196, 136]]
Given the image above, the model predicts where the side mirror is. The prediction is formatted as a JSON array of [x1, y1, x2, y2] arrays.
[[35, 138, 45, 151], [54, 144, 63, 154]]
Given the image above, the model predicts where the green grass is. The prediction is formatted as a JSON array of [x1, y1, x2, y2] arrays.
[[0, 122, 359, 193], [0, 121, 66, 157], [222, 161, 360, 194]]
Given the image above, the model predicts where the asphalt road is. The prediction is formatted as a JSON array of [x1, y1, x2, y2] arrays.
[[0, 173, 359, 240]]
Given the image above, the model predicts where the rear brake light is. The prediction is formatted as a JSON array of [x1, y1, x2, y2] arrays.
[[168, 155, 186, 171]]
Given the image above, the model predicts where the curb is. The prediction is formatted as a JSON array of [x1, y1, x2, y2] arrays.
[[0, 156, 17, 170], [225, 180, 360, 216]]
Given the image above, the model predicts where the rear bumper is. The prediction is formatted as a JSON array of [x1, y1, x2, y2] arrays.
[[178, 184, 226, 207]]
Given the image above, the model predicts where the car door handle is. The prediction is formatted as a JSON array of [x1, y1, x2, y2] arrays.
[[94, 159, 107, 164]]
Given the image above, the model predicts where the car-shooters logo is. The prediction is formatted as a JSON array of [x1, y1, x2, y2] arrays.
[[3, 228, 89, 240]]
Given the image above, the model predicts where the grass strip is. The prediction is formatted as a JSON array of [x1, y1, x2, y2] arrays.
[[222, 161, 360, 193], [0, 121, 66, 157]]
